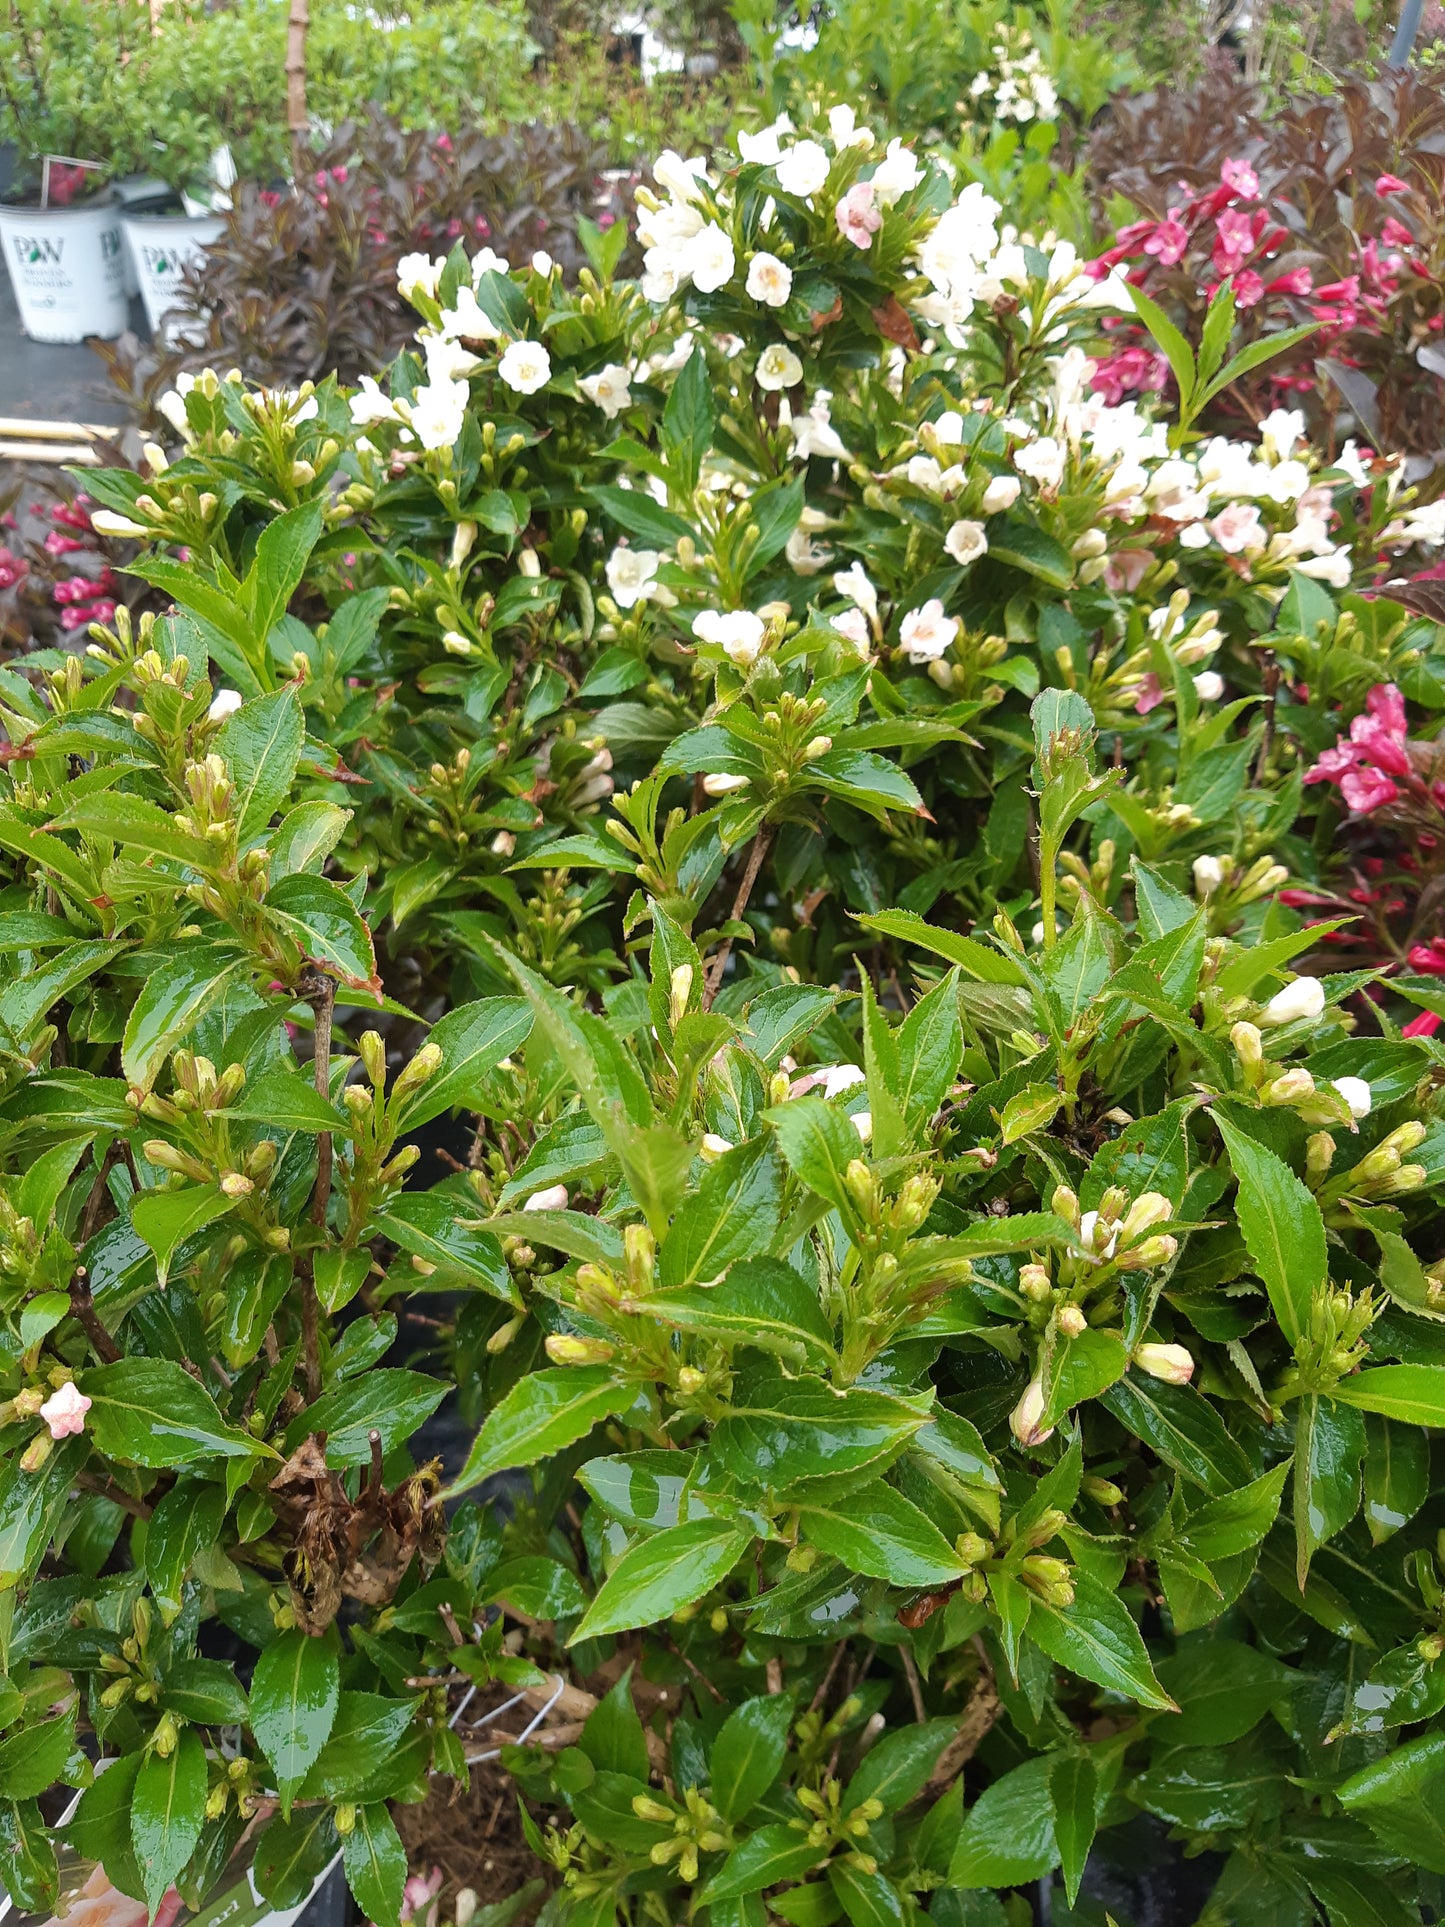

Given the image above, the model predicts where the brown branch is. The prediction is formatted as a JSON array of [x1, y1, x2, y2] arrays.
[[78, 1143, 121, 1247], [284, 0, 310, 148], [1255, 650, 1280, 785], [295, 970, 336, 1404], [702, 827, 771, 1010], [900, 1645, 927, 1724], [69, 1268, 120, 1364], [75, 1471, 151, 1520], [924, 1660, 1000, 1796]]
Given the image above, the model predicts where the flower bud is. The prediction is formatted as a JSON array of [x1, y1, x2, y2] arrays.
[[1134, 1341, 1194, 1385], [523, 1183, 569, 1213], [1050, 1185, 1081, 1231], [954, 1532, 991, 1565], [205, 1783, 230, 1821], [676, 1366, 706, 1396], [1010, 1375, 1054, 1447], [1019, 1262, 1051, 1301], [334, 1803, 357, 1836], [359, 1031, 387, 1091], [153, 1713, 179, 1759], [846, 1157, 879, 1218], [392, 1041, 443, 1101], [1261, 976, 1326, 1026], [1333, 1077, 1372, 1121], [1082, 1475, 1124, 1506], [1056, 1304, 1087, 1338], [1262, 1069, 1315, 1106], [669, 963, 693, 1029], [1193, 855, 1226, 897], [700, 1132, 733, 1161], [702, 772, 750, 796], [1120, 1191, 1171, 1243], [1114, 1233, 1178, 1271], [545, 1334, 615, 1366], [802, 735, 833, 761], [1306, 1132, 1336, 1182], [625, 1221, 656, 1293], [1230, 1021, 1264, 1076]]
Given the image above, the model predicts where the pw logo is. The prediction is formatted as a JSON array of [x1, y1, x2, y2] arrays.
[[14, 236, 64, 267]]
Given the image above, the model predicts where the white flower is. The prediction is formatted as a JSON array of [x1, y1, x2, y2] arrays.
[[833, 562, 879, 626], [1193, 855, 1225, 897], [786, 526, 832, 574], [980, 474, 1021, 513], [1295, 548, 1353, 588], [831, 607, 872, 653], [1333, 1076, 1373, 1120], [823, 1063, 865, 1097], [654, 150, 711, 205], [745, 251, 793, 307], [850, 1111, 873, 1141], [531, 249, 554, 276], [700, 1132, 734, 1160], [350, 375, 401, 427], [90, 510, 149, 539], [397, 251, 443, 299], [156, 388, 190, 435], [637, 198, 704, 253], [788, 395, 849, 461], [695, 609, 766, 665], [1336, 439, 1373, 487], [424, 335, 481, 384], [471, 247, 510, 281], [39, 1381, 90, 1439], [703, 771, 750, 795], [828, 103, 871, 149], [523, 1183, 569, 1212], [208, 688, 244, 721], [1014, 437, 1065, 489], [687, 222, 736, 293], [1193, 671, 1224, 701], [439, 286, 501, 343], [606, 547, 662, 609], [1262, 976, 1326, 1026], [498, 340, 551, 396], [899, 599, 959, 663], [1077, 1209, 1120, 1263], [871, 137, 924, 207], [738, 121, 789, 166], [945, 519, 988, 565], [642, 253, 684, 303], [1260, 407, 1306, 463], [775, 140, 831, 198], [580, 363, 632, 420], [757, 342, 804, 392], [408, 379, 468, 451]]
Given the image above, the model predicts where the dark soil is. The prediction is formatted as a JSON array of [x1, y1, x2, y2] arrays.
[[394, 1759, 551, 1915]]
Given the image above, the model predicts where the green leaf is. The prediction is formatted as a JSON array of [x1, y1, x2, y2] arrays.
[[1026, 1571, 1176, 1710], [1154, 1640, 1294, 1747], [581, 1672, 650, 1780], [711, 1369, 928, 1493], [1199, 322, 1318, 408], [249, 499, 325, 646], [1049, 1752, 1098, 1908], [303, 1694, 418, 1799], [640, 1257, 835, 1370], [571, 1517, 748, 1642], [250, 1629, 340, 1812], [592, 484, 695, 550], [369, 1195, 516, 1303], [1292, 1394, 1365, 1586], [342, 1803, 407, 1927], [131, 1184, 237, 1288], [132, 1729, 207, 1914], [81, 1358, 261, 1466], [392, 998, 534, 1131], [1129, 283, 1197, 414], [710, 1693, 794, 1823], [826, 1861, 905, 1927], [949, 1757, 1058, 1888], [988, 518, 1074, 588], [284, 1370, 446, 1468], [266, 874, 377, 989], [1333, 1364, 1445, 1425], [145, 1480, 226, 1624], [227, 1066, 348, 1134], [701, 1824, 825, 1902], [767, 1096, 868, 1222], [799, 1484, 969, 1588], [1338, 1729, 1445, 1874], [0, 1799, 58, 1913], [448, 1367, 637, 1498], [1215, 1116, 1325, 1348], [0, 1712, 77, 1800], [216, 687, 305, 845], [658, 1139, 783, 1288], [661, 346, 716, 496], [1363, 1414, 1429, 1544], [853, 910, 1026, 985], [1101, 1376, 1255, 1495], [844, 1719, 956, 1815], [120, 945, 250, 1092], [161, 1658, 251, 1726], [253, 1809, 339, 1909]]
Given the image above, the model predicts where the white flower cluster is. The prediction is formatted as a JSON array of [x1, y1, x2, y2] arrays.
[[964, 25, 1060, 124], [637, 149, 733, 303], [348, 247, 556, 453]]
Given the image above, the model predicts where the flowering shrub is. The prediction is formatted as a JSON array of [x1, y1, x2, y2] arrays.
[[1085, 68, 1445, 462], [3, 104, 1445, 1927]]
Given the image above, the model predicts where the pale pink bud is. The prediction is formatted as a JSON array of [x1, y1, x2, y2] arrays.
[[1133, 1342, 1194, 1385]]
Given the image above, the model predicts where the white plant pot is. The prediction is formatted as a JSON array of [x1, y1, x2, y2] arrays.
[[122, 208, 224, 343], [0, 194, 128, 343]]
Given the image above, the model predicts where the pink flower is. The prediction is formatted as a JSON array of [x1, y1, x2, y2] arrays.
[[1266, 266, 1314, 298], [1376, 173, 1410, 197], [60, 601, 115, 631], [1304, 741, 1361, 786], [1349, 715, 1412, 776], [1367, 683, 1408, 734], [44, 532, 86, 557], [1134, 673, 1167, 714], [1382, 215, 1416, 250], [1207, 501, 1265, 553], [1213, 207, 1258, 275], [1103, 549, 1152, 593], [1339, 767, 1399, 813], [1408, 939, 1445, 977], [1221, 157, 1260, 197], [402, 1870, 443, 1924], [1232, 269, 1266, 307], [1403, 1010, 1442, 1036], [40, 1382, 90, 1439], [835, 181, 882, 249], [1143, 215, 1190, 266]]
